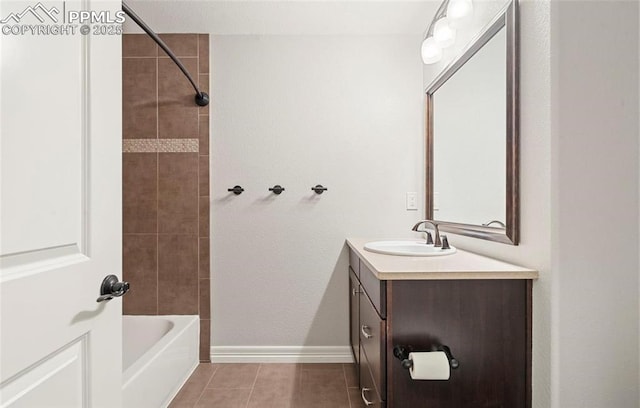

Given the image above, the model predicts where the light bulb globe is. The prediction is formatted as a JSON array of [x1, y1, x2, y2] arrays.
[[433, 17, 456, 48], [447, 0, 473, 28], [421, 37, 442, 64]]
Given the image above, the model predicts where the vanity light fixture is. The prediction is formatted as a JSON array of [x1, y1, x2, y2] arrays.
[[421, 37, 443, 64], [421, 0, 473, 65], [447, 0, 474, 28], [433, 17, 456, 48]]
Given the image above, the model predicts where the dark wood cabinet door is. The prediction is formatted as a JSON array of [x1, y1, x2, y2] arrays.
[[360, 350, 386, 408], [359, 262, 386, 318], [386, 279, 531, 408], [349, 268, 360, 366], [359, 289, 386, 399]]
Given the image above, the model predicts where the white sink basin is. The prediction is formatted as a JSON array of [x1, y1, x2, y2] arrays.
[[364, 240, 457, 257]]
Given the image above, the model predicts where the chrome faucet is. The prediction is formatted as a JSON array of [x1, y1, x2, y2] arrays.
[[411, 220, 442, 247]]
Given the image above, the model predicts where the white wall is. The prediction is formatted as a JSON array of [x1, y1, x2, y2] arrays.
[[422, 1, 552, 407], [551, 1, 639, 406], [123, 1, 438, 36], [210, 35, 424, 352], [423, 0, 640, 407]]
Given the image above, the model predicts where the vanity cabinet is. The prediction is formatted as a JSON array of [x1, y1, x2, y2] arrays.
[[347, 243, 535, 408], [349, 269, 360, 366], [351, 267, 386, 406]]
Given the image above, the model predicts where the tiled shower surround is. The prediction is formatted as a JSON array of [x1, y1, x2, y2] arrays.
[[122, 34, 210, 361]]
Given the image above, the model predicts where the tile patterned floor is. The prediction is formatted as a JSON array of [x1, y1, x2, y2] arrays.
[[169, 363, 364, 408]]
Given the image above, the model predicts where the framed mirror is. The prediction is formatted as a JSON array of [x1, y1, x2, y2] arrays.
[[425, 0, 519, 245]]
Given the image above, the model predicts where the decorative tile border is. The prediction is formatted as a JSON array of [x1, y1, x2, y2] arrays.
[[157, 139, 199, 153], [122, 139, 157, 153], [123, 139, 199, 153]]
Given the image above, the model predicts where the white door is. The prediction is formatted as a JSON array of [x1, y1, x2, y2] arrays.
[[0, 0, 123, 406]]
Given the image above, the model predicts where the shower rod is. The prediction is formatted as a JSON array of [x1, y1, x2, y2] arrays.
[[122, 2, 210, 107]]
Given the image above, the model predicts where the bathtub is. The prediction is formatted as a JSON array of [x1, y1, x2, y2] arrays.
[[122, 315, 200, 408]]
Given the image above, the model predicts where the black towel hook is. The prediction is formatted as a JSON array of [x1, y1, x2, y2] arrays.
[[227, 185, 244, 195], [269, 185, 285, 195], [311, 185, 328, 195]]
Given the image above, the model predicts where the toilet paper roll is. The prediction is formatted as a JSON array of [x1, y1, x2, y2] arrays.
[[408, 351, 450, 380]]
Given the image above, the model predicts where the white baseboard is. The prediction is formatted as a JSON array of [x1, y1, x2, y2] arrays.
[[210, 346, 354, 364]]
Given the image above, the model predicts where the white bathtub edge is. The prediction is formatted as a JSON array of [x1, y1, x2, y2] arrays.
[[210, 346, 354, 363], [160, 359, 199, 408], [123, 315, 198, 388], [123, 315, 199, 408]]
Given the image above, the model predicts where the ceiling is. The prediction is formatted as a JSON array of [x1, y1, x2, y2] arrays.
[[123, 0, 441, 35]]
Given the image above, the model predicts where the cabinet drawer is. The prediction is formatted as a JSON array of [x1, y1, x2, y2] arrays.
[[349, 269, 360, 365], [360, 350, 385, 408], [360, 291, 386, 399], [360, 261, 386, 318], [349, 247, 360, 277]]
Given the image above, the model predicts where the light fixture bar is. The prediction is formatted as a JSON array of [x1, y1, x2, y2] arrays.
[[424, 0, 451, 38]]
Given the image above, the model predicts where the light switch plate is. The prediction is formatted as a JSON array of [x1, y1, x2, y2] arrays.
[[406, 192, 418, 210]]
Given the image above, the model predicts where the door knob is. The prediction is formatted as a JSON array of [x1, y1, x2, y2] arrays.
[[96, 275, 130, 302]]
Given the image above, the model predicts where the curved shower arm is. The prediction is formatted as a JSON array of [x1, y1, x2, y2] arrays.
[[122, 2, 210, 107]]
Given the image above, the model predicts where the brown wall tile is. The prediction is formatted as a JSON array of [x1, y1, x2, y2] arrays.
[[123, 153, 157, 233], [199, 196, 210, 238], [158, 234, 199, 314], [199, 279, 210, 319], [199, 74, 209, 93], [198, 35, 209, 74], [158, 103, 198, 139], [199, 74, 210, 116], [158, 153, 198, 233], [123, 34, 157, 57], [123, 34, 210, 327], [199, 155, 209, 196], [123, 58, 157, 139], [199, 319, 211, 362], [158, 58, 199, 139], [199, 115, 210, 154], [199, 238, 210, 279], [159, 34, 198, 57], [123, 234, 158, 314]]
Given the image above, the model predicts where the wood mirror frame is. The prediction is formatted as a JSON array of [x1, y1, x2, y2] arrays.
[[425, 0, 519, 245]]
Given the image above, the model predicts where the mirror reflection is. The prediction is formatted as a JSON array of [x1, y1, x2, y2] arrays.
[[432, 28, 506, 226]]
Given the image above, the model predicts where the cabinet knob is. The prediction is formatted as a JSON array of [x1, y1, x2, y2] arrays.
[[361, 325, 373, 339], [361, 388, 375, 406]]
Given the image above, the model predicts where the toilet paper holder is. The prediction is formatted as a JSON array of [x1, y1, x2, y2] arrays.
[[393, 344, 460, 370]]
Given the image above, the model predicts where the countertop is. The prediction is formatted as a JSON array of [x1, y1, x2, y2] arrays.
[[346, 238, 538, 280]]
